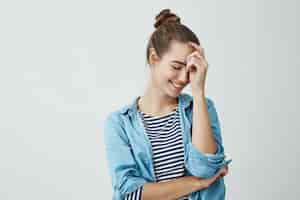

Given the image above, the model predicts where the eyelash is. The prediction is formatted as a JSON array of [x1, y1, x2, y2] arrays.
[[172, 65, 181, 70]]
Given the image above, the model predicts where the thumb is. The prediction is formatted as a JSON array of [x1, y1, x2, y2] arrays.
[[216, 167, 227, 178]]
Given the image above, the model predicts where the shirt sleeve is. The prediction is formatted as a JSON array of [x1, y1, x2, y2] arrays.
[[185, 97, 232, 178], [103, 112, 147, 199], [125, 185, 143, 200]]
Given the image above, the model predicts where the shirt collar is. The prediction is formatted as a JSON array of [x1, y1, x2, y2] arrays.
[[120, 92, 193, 116]]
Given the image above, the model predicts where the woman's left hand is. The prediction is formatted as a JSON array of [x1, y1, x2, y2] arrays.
[[186, 42, 209, 95]]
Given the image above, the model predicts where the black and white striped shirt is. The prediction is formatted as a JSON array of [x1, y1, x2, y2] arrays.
[[125, 105, 189, 200]]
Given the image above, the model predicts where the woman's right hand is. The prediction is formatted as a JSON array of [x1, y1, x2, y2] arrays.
[[197, 165, 229, 189]]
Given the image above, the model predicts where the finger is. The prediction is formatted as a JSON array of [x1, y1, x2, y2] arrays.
[[206, 169, 226, 187], [186, 60, 197, 73], [188, 56, 208, 72], [188, 41, 202, 51], [187, 51, 206, 68], [187, 52, 204, 66], [193, 54, 209, 69], [186, 57, 202, 73], [188, 51, 202, 59], [221, 166, 229, 175], [218, 167, 227, 176], [222, 168, 229, 177], [188, 42, 205, 57], [215, 171, 224, 180]]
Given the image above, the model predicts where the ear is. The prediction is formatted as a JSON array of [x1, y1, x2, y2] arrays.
[[148, 48, 160, 66]]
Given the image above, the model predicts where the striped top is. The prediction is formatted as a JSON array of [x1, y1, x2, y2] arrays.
[[125, 104, 189, 200]]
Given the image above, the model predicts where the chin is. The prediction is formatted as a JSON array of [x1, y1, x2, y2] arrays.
[[166, 91, 179, 98]]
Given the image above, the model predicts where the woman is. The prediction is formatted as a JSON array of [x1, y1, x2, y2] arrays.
[[104, 9, 232, 200]]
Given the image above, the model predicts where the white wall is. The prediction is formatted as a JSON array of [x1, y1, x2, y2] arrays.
[[0, 0, 299, 199]]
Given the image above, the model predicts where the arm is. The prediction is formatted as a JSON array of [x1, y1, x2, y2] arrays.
[[141, 171, 227, 200], [185, 95, 232, 178], [104, 112, 227, 200], [104, 113, 147, 199], [125, 173, 228, 200], [191, 92, 217, 154], [142, 176, 202, 200]]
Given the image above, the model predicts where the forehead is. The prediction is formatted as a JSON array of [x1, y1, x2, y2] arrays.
[[164, 41, 194, 61]]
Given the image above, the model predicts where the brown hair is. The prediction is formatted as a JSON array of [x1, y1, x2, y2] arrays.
[[146, 9, 200, 65]]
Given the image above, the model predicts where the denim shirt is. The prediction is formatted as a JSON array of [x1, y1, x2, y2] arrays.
[[103, 92, 232, 200]]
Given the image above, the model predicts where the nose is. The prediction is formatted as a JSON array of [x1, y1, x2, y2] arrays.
[[178, 68, 189, 85]]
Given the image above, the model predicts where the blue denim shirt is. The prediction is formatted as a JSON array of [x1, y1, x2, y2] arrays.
[[103, 92, 232, 200]]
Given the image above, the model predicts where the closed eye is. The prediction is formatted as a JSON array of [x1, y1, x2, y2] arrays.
[[171, 65, 181, 70]]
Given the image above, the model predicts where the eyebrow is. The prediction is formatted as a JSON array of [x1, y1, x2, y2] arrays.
[[171, 60, 187, 66]]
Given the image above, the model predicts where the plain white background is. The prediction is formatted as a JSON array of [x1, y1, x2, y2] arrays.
[[0, 1, 299, 199]]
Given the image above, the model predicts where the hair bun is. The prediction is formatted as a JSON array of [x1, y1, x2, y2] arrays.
[[154, 9, 181, 29]]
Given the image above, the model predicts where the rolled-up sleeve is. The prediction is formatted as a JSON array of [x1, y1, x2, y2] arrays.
[[185, 98, 232, 178], [103, 113, 147, 199]]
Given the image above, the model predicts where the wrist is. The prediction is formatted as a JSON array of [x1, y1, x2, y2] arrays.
[[192, 90, 205, 100], [193, 177, 207, 190]]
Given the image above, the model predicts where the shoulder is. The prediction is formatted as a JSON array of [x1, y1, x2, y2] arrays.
[[104, 99, 134, 128], [104, 108, 126, 127], [103, 107, 130, 143]]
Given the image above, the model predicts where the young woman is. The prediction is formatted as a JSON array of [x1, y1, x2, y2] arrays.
[[104, 9, 232, 200]]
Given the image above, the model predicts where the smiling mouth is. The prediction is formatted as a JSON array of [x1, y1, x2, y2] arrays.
[[170, 81, 184, 89]]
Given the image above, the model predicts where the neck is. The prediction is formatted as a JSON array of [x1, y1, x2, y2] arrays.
[[137, 81, 178, 116]]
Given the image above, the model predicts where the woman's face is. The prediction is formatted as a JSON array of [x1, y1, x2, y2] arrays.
[[150, 40, 194, 98]]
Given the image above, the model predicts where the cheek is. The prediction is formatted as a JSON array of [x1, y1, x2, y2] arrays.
[[161, 72, 176, 87], [162, 68, 177, 80], [153, 65, 177, 86], [154, 67, 169, 79]]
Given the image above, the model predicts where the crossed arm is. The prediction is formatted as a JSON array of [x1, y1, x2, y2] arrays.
[[104, 97, 231, 200]]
